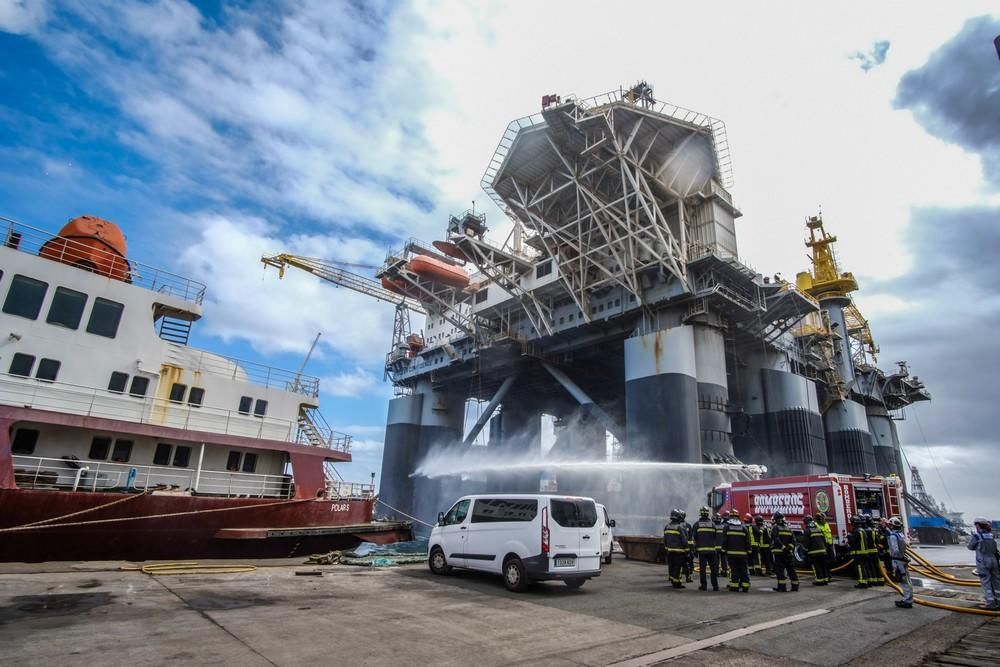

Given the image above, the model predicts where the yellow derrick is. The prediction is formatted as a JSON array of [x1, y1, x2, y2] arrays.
[[795, 214, 859, 299]]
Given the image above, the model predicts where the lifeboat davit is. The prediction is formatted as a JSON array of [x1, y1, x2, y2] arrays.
[[407, 255, 469, 289], [39, 215, 131, 282], [432, 240, 469, 262]]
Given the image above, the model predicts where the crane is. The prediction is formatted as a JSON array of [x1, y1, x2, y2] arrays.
[[260, 253, 428, 383], [260, 254, 426, 314]]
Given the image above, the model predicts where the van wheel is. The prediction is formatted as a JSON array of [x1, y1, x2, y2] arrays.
[[429, 547, 451, 575], [503, 557, 529, 592], [564, 578, 586, 589], [604, 553, 612, 564]]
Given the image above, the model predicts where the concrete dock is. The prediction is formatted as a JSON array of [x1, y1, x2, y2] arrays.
[[0, 557, 994, 666]]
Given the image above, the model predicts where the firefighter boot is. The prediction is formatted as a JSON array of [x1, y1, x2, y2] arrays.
[[772, 584, 787, 592], [791, 583, 799, 592]]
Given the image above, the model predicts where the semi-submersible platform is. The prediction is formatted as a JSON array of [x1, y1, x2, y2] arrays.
[[266, 83, 931, 529]]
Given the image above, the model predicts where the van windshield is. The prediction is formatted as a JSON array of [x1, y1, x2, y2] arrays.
[[551, 498, 597, 528]]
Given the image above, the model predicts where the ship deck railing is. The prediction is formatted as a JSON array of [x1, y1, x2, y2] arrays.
[[0, 374, 351, 453], [164, 345, 321, 398], [0, 215, 207, 305], [12, 454, 294, 498]]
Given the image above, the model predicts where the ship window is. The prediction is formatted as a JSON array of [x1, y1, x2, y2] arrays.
[[35, 358, 60, 382], [241, 452, 257, 473], [129, 376, 150, 398], [188, 387, 204, 407], [169, 383, 187, 404], [11, 428, 39, 455], [111, 439, 133, 463], [8, 353, 35, 377], [253, 399, 268, 417], [46, 287, 88, 329], [108, 372, 128, 393], [88, 437, 111, 460], [86, 297, 124, 338], [172, 446, 191, 468], [536, 261, 552, 278], [614, 298, 620, 307], [475, 289, 488, 304], [153, 443, 172, 466], [3, 274, 48, 320], [226, 451, 242, 471], [238, 396, 252, 415]]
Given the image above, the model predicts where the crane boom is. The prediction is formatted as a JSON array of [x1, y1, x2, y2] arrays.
[[261, 254, 427, 314]]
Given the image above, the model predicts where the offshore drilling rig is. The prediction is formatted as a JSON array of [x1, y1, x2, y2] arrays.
[[265, 82, 931, 528]]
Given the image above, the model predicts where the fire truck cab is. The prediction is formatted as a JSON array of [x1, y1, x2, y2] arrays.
[[708, 473, 906, 557]]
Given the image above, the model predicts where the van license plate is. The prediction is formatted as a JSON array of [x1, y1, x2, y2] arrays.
[[555, 557, 575, 567]]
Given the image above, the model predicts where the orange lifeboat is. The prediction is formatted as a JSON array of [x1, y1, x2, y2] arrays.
[[381, 276, 424, 300], [432, 240, 469, 262], [407, 255, 469, 289], [39, 215, 131, 282]]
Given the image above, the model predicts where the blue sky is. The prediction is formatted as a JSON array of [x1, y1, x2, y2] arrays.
[[2, 1, 1000, 517]]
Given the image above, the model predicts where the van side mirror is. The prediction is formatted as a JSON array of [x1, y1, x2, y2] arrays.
[[438, 512, 445, 526], [609, 519, 616, 528]]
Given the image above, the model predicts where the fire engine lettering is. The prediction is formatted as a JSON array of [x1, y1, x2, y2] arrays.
[[752, 493, 804, 516], [330, 503, 350, 512]]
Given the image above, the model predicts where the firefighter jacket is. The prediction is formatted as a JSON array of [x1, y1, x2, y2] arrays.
[[694, 519, 717, 553], [663, 520, 688, 553], [847, 527, 866, 556], [751, 524, 771, 551], [714, 522, 726, 551], [723, 520, 750, 556], [771, 522, 796, 554], [863, 527, 878, 555], [682, 521, 695, 553], [803, 525, 827, 556], [817, 520, 833, 547], [876, 527, 889, 555]]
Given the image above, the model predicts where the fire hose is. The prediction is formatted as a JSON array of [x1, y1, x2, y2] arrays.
[[905, 548, 982, 586], [880, 562, 1000, 617]]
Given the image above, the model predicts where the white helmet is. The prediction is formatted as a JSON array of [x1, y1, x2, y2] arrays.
[[888, 516, 903, 530]]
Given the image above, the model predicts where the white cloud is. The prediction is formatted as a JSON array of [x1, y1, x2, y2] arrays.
[[0, 0, 47, 35], [321, 367, 386, 398], [178, 213, 396, 365]]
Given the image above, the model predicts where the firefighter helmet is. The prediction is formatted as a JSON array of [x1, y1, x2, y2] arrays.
[[699, 506, 711, 517], [754, 514, 764, 524], [772, 512, 785, 523], [888, 516, 903, 530], [669, 509, 681, 522], [804, 515, 815, 525], [743, 513, 753, 522], [729, 508, 740, 518]]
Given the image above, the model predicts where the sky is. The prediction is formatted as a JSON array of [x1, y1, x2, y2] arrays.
[[1, 1, 998, 520]]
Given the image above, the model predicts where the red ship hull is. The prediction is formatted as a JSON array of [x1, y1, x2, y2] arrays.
[[0, 489, 412, 562]]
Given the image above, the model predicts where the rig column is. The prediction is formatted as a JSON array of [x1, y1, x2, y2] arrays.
[[624, 326, 700, 462], [410, 381, 465, 529], [378, 393, 423, 522], [692, 323, 734, 461], [867, 405, 899, 476]]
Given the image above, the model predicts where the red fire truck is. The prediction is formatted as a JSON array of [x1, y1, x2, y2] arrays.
[[708, 473, 906, 557]]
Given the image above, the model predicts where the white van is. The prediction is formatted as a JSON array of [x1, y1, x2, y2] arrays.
[[428, 494, 602, 592], [596, 503, 616, 564]]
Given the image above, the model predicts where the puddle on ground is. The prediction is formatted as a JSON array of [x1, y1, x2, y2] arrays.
[[0, 592, 114, 623], [184, 592, 279, 611]]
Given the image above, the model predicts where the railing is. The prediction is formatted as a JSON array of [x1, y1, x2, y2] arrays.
[[299, 408, 352, 452], [0, 374, 351, 453], [1, 215, 207, 305], [480, 112, 548, 213], [163, 345, 320, 398], [11, 455, 293, 498], [325, 480, 376, 500]]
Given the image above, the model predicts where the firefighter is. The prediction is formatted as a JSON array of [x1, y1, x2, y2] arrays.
[[714, 513, 729, 576], [847, 515, 872, 588], [745, 513, 761, 575], [815, 512, 834, 565], [802, 515, 830, 585], [694, 506, 719, 591], [770, 511, 799, 592], [679, 510, 694, 583], [864, 515, 884, 586], [756, 515, 773, 575], [968, 517, 1000, 610], [878, 518, 893, 583], [887, 516, 913, 609], [723, 509, 751, 592], [664, 509, 689, 588]]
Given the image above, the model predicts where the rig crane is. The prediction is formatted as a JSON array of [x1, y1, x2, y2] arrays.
[[260, 253, 428, 383]]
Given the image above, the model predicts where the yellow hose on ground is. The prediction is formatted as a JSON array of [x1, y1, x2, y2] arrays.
[[138, 562, 257, 575], [880, 563, 999, 617], [906, 548, 982, 585]]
